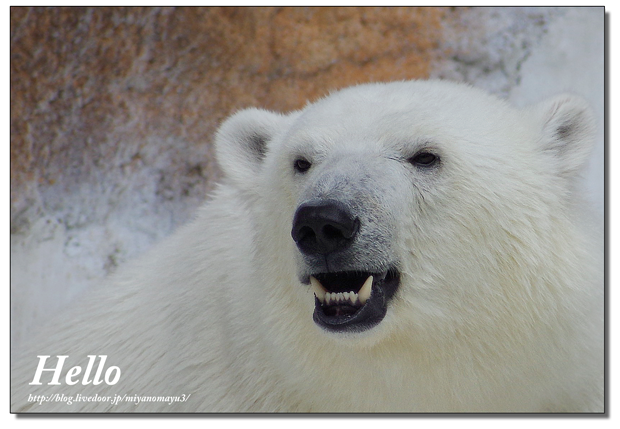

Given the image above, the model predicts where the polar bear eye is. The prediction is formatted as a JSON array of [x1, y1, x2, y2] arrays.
[[294, 158, 312, 173], [408, 151, 439, 168]]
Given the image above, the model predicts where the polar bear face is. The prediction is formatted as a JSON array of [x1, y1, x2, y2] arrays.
[[215, 80, 595, 342]]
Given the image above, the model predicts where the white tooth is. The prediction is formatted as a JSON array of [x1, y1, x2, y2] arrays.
[[325, 293, 332, 305], [343, 292, 350, 302], [358, 275, 373, 304], [352, 293, 359, 305], [310, 276, 327, 302]]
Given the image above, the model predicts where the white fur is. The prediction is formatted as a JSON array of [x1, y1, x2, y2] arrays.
[[12, 80, 603, 412]]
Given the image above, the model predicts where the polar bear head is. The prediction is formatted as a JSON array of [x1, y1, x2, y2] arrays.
[[215, 80, 595, 344]]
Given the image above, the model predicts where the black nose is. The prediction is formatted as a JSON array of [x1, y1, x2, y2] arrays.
[[291, 200, 360, 256]]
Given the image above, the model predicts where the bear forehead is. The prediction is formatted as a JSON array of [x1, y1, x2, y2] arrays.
[[282, 81, 526, 155], [304, 81, 511, 122]]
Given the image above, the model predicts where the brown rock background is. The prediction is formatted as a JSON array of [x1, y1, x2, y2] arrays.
[[10, 6, 604, 345]]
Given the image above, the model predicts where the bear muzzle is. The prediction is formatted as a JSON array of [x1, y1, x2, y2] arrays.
[[291, 199, 400, 333]]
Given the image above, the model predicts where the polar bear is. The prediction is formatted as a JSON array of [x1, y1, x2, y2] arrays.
[[11, 80, 603, 413]]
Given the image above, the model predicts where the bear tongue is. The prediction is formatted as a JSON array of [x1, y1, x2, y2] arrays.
[[310, 275, 373, 305]]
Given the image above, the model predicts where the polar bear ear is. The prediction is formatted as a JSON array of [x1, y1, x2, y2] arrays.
[[534, 94, 596, 178], [215, 108, 288, 189]]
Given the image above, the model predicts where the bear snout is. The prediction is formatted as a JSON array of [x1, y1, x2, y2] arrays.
[[291, 199, 360, 256]]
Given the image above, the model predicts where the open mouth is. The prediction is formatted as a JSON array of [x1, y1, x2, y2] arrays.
[[309, 269, 400, 333]]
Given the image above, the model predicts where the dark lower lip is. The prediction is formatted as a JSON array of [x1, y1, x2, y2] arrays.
[[312, 270, 400, 333]]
